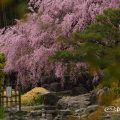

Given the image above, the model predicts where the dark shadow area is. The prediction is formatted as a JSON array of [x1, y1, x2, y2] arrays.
[[0, 0, 27, 28]]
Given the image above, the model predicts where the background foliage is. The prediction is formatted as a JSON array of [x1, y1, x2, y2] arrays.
[[0, 0, 27, 28], [50, 8, 120, 88], [0, 53, 5, 90]]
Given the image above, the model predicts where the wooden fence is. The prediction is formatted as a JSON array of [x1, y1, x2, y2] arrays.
[[0, 84, 21, 112]]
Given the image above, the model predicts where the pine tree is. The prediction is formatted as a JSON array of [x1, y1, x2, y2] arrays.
[[49, 8, 120, 88]]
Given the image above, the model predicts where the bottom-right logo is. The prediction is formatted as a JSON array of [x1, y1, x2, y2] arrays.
[[104, 106, 120, 113]]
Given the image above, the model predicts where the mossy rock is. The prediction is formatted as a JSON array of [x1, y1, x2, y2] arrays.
[[21, 87, 49, 105]]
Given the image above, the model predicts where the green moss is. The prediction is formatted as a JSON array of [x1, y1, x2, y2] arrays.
[[67, 115, 79, 120], [0, 53, 5, 91], [0, 107, 5, 119], [111, 115, 120, 120]]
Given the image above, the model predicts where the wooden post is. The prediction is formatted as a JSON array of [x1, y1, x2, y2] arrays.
[[6, 94, 8, 111], [15, 85, 17, 111], [18, 84, 21, 111], [6, 86, 12, 111]]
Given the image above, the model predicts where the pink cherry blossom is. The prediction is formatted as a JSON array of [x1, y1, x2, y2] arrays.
[[0, 0, 119, 89]]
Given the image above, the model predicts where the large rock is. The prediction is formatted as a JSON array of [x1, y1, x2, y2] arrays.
[[70, 84, 88, 96], [97, 87, 110, 96], [50, 82, 62, 92], [43, 92, 60, 106], [59, 109, 72, 116], [96, 87, 110, 105], [85, 105, 99, 114], [90, 90, 97, 104], [57, 93, 91, 111], [21, 87, 49, 105]]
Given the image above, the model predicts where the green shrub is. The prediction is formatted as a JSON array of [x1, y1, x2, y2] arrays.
[[111, 115, 119, 120], [0, 107, 5, 119], [0, 53, 5, 91], [33, 95, 45, 105]]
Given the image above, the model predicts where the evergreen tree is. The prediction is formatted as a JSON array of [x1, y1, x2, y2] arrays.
[[49, 8, 120, 87]]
